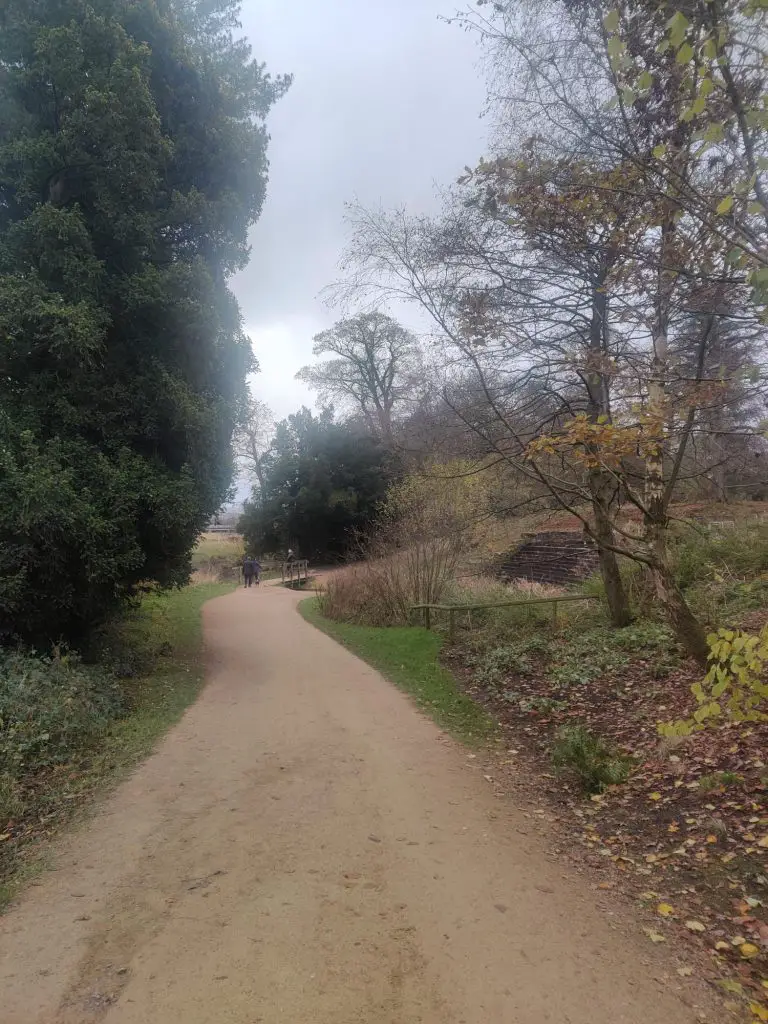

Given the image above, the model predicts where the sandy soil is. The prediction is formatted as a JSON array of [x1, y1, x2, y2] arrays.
[[0, 585, 714, 1023]]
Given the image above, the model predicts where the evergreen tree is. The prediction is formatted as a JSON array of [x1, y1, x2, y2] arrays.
[[0, 0, 288, 643], [239, 409, 393, 561]]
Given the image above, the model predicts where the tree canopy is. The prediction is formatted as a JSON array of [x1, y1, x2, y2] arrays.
[[238, 408, 393, 561], [0, 0, 288, 644], [296, 312, 419, 442]]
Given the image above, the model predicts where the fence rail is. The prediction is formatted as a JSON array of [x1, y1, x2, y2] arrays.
[[281, 559, 311, 586], [410, 594, 598, 640]]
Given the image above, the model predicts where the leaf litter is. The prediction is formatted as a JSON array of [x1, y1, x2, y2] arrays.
[[445, 619, 768, 1019]]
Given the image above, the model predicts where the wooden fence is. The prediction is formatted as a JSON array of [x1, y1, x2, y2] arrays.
[[281, 559, 310, 587], [410, 594, 599, 641]]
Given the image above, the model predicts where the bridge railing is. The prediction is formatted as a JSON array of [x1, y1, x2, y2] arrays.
[[281, 559, 310, 586]]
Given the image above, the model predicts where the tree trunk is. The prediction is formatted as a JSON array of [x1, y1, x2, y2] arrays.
[[642, 207, 708, 665], [589, 469, 632, 626], [584, 264, 632, 627], [650, 556, 709, 665]]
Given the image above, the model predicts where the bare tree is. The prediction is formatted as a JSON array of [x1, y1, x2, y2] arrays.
[[233, 395, 274, 497], [296, 312, 419, 442]]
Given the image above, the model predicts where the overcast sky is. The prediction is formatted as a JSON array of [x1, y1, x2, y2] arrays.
[[232, 0, 489, 420]]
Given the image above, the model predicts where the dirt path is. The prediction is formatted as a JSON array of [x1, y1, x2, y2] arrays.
[[0, 586, 713, 1023]]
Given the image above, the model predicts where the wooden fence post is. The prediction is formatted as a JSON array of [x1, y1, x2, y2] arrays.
[[424, 606, 431, 631], [448, 608, 456, 643]]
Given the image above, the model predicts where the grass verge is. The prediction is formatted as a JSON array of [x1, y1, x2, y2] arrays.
[[0, 581, 232, 908], [299, 597, 495, 747]]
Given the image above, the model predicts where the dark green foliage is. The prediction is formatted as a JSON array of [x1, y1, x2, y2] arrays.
[[239, 409, 394, 561], [0, 0, 288, 643], [552, 725, 632, 794], [0, 650, 125, 776], [470, 635, 553, 686], [674, 523, 768, 589]]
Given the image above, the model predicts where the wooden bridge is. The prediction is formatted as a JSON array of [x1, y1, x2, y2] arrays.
[[281, 559, 311, 587]]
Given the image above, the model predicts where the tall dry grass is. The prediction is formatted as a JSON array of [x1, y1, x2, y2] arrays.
[[318, 537, 464, 626], [318, 459, 502, 626]]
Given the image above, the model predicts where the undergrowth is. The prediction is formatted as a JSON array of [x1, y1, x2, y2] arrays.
[[552, 725, 633, 794], [0, 581, 232, 903]]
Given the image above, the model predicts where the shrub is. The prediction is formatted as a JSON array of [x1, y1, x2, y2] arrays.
[[318, 538, 462, 626], [699, 771, 743, 791], [0, 651, 125, 780], [470, 635, 553, 687], [673, 522, 768, 590], [0, 772, 24, 824], [552, 725, 632, 794], [659, 625, 768, 737]]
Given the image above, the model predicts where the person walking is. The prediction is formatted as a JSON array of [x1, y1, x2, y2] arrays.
[[242, 556, 255, 588], [252, 558, 262, 585]]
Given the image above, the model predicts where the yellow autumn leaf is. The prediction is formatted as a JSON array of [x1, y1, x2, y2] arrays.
[[758, 835, 768, 847], [686, 920, 706, 932], [657, 903, 675, 917], [649, 792, 662, 801], [750, 1003, 768, 1023], [643, 928, 667, 943], [717, 195, 735, 215], [740, 943, 760, 959]]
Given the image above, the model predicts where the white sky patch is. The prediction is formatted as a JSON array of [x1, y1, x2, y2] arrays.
[[231, 0, 489, 416], [247, 317, 321, 419]]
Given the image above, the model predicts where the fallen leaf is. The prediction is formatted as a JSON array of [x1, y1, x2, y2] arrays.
[[740, 943, 760, 959], [657, 903, 675, 917], [758, 836, 768, 848], [643, 928, 666, 944], [677, 966, 693, 978], [722, 852, 737, 864], [649, 792, 662, 802], [686, 920, 706, 932], [750, 1003, 768, 1022], [719, 980, 745, 995], [715, 941, 731, 951]]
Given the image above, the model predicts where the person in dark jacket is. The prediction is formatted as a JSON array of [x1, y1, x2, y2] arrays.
[[242, 557, 255, 587]]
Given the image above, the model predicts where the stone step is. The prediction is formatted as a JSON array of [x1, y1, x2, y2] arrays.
[[496, 531, 600, 586]]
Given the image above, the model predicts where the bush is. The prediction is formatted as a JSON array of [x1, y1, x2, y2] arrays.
[[470, 635, 553, 687], [318, 539, 461, 626], [552, 725, 632, 794], [0, 651, 124, 782], [0, 0, 286, 647], [673, 521, 768, 591]]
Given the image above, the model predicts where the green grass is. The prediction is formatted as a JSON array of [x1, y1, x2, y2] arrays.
[[93, 582, 233, 767], [300, 598, 495, 746], [0, 581, 232, 907], [191, 531, 244, 571]]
